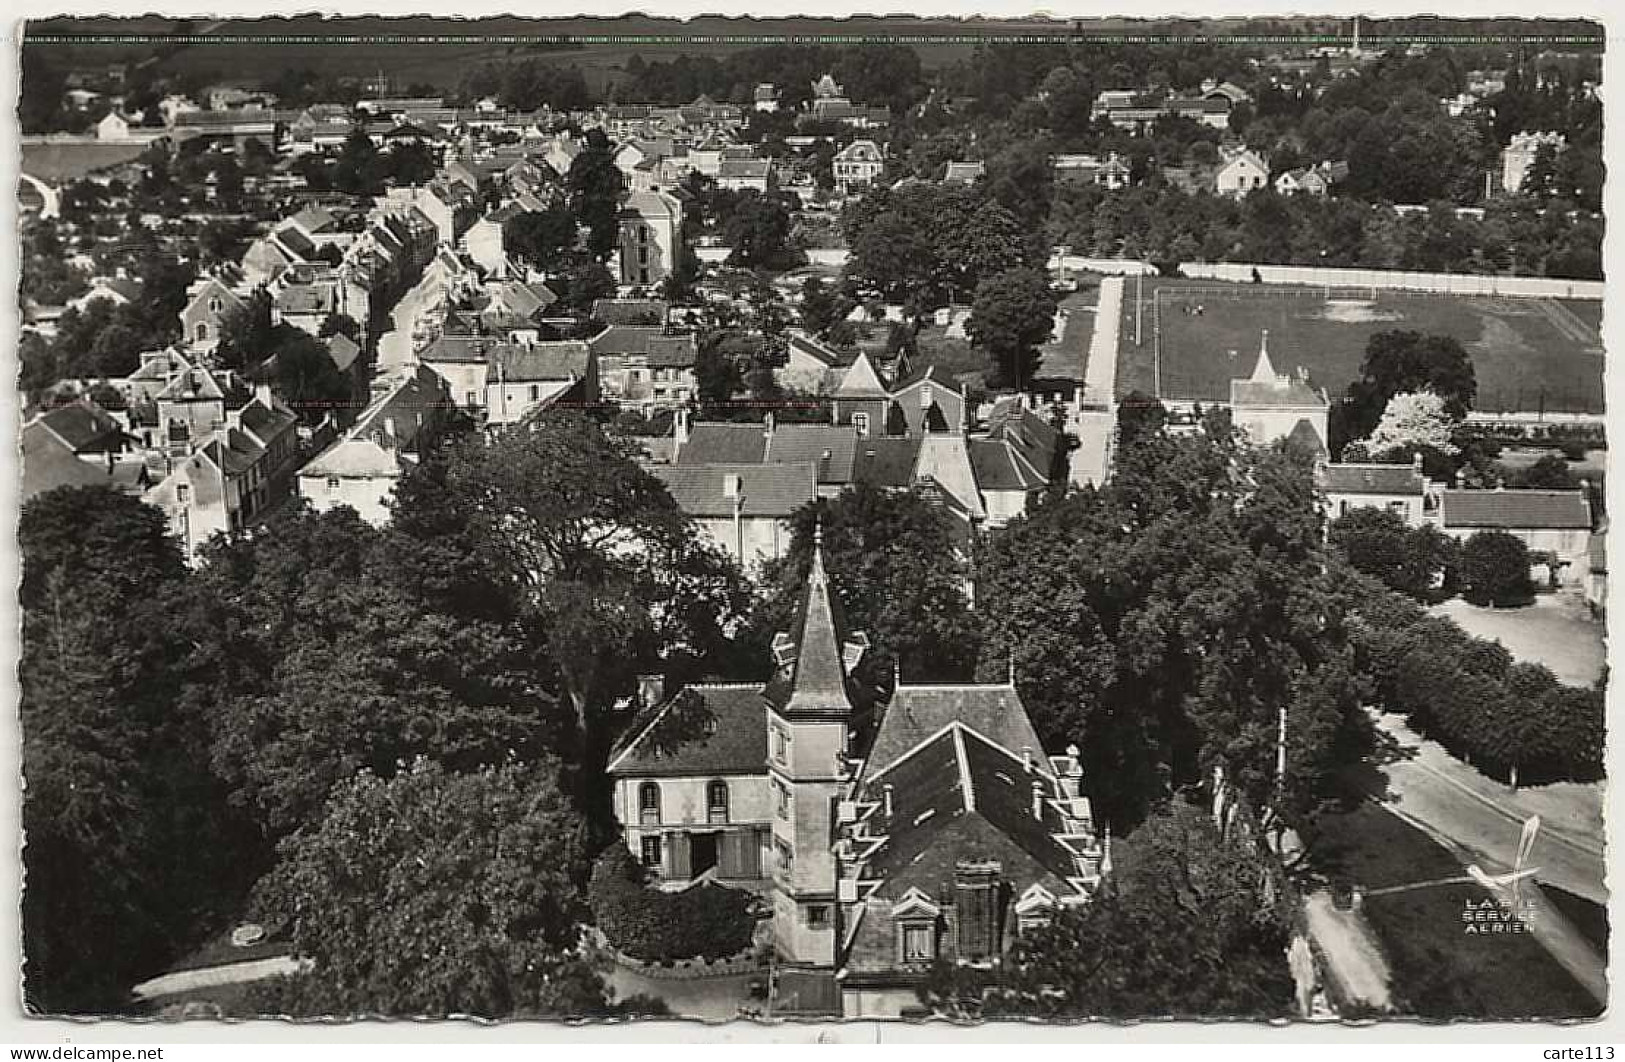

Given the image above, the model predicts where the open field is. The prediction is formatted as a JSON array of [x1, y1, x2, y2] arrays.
[[1115, 277, 1604, 415], [23, 13, 1097, 95], [1304, 800, 1600, 1019], [20, 141, 149, 181]]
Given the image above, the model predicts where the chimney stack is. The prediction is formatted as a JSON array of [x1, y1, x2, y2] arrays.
[[883, 784, 894, 820], [636, 673, 665, 707], [1022, 746, 1034, 774], [1031, 781, 1044, 820]]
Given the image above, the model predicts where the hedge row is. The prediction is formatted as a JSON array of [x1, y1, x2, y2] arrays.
[[1354, 596, 1604, 784], [588, 846, 757, 963]]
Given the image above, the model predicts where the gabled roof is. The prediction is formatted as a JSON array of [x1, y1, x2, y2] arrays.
[[237, 397, 298, 443], [21, 420, 114, 501], [157, 366, 227, 403], [786, 330, 850, 370], [1230, 334, 1326, 408], [834, 349, 889, 398], [854, 723, 1079, 900], [607, 684, 769, 777], [649, 461, 818, 518], [1284, 417, 1328, 461], [1441, 489, 1591, 531], [1317, 462, 1426, 496], [942, 161, 984, 184], [289, 204, 339, 236], [865, 683, 1042, 778], [36, 400, 124, 453]]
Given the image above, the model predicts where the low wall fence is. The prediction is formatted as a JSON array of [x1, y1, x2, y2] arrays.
[[584, 927, 764, 982]]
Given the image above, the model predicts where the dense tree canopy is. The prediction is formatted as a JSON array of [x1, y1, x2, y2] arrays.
[[922, 801, 1295, 1019], [976, 414, 1372, 830]]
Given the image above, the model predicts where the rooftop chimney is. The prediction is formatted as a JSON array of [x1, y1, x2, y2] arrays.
[[1031, 780, 1044, 821], [1022, 746, 1034, 774], [883, 783, 894, 820], [636, 673, 665, 707]]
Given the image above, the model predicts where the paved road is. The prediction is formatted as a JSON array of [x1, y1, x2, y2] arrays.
[[1370, 710, 1605, 906], [375, 266, 444, 376], [1064, 277, 1123, 488]]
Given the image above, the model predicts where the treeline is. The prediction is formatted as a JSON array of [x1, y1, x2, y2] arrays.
[[619, 43, 926, 115], [1050, 183, 1603, 280], [1354, 593, 1604, 785]]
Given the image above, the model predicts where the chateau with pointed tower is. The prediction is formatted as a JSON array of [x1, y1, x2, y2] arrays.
[[607, 525, 1107, 1016], [1228, 329, 1330, 459]]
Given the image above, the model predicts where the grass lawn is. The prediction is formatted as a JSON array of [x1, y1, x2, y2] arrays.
[[1116, 277, 1603, 415], [1542, 885, 1609, 959], [20, 142, 150, 181], [1304, 800, 1600, 1019], [1430, 592, 1605, 688]]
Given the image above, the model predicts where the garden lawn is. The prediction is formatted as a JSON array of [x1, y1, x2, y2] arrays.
[[1116, 277, 1603, 415], [1305, 801, 1600, 1019]]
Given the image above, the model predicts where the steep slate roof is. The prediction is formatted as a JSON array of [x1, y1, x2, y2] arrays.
[[649, 461, 818, 518], [36, 400, 123, 452], [1317, 462, 1426, 496], [1230, 334, 1326, 408], [21, 420, 113, 501], [1589, 531, 1606, 572], [855, 724, 1077, 899], [677, 423, 769, 465], [851, 437, 922, 489], [1285, 417, 1328, 460], [589, 326, 697, 366], [237, 397, 298, 443], [607, 684, 769, 777], [968, 438, 1046, 492], [769, 538, 857, 717], [768, 425, 860, 484], [1441, 489, 1591, 530], [487, 341, 591, 383], [864, 683, 1043, 778]]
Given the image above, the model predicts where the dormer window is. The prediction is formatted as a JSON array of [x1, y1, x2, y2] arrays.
[[892, 887, 942, 965], [851, 411, 869, 437], [176, 483, 190, 504]]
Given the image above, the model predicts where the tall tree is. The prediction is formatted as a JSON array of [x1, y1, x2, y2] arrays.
[[248, 759, 624, 1018], [759, 487, 980, 690], [967, 267, 1058, 390], [567, 130, 627, 259]]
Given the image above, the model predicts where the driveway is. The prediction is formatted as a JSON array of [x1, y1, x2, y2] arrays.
[[1302, 890, 1392, 1011], [1430, 591, 1605, 688]]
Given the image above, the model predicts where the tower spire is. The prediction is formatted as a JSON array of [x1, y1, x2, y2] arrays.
[[1250, 329, 1278, 383]]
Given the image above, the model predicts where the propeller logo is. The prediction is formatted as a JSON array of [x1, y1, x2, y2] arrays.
[[1466, 815, 1541, 908]]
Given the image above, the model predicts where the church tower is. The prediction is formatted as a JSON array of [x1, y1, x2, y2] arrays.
[[765, 525, 864, 968]]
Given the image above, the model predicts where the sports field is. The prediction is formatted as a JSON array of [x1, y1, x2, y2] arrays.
[[1115, 278, 1605, 415]]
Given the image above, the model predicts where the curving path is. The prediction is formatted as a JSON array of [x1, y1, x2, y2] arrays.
[[19, 173, 60, 220]]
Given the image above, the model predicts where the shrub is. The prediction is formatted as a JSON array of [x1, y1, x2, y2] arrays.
[[588, 846, 756, 963], [1459, 530, 1534, 607]]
